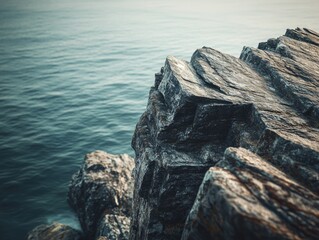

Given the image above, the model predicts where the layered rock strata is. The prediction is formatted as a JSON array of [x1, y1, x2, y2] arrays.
[[182, 148, 319, 240], [68, 151, 135, 240], [130, 27, 319, 240]]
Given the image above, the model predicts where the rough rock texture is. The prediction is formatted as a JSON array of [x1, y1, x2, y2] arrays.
[[27, 222, 82, 240], [96, 214, 130, 240], [182, 147, 319, 240], [130, 27, 319, 240], [68, 151, 134, 240]]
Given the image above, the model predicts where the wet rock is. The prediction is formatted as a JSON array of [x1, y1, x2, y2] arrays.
[[130, 28, 319, 240], [68, 151, 134, 240], [27, 222, 82, 240]]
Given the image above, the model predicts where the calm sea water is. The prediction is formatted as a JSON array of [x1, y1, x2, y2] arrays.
[[0, 0, 318, 239]]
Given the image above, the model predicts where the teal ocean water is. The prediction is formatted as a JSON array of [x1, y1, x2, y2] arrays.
[[0, 0, 318, 239]]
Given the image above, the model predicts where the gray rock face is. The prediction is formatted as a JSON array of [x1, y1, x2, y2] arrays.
[[130, 28, 319, 240], [68, 151, 134, 240], [27, 222, 82, 240], [182, 147, 319, 240]]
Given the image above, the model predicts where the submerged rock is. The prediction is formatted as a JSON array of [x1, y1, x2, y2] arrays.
[[68, 151, 134, 240], [27, 222, 82, 240], [130, 28, 319, 240]]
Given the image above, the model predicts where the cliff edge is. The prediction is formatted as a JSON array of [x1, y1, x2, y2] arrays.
[[28, 27, 319, 240], [130, 27, 319, 240]]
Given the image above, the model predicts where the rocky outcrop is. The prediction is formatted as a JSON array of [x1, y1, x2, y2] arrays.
[[27, 222, 82, 240], [28, 151, 134, 240], [68, 151, 135, 240], [130, 27, 319, 240], [27, 27, 319, 240]]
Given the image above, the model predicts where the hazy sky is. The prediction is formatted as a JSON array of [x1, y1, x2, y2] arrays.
[[0, 0, 318, 56]]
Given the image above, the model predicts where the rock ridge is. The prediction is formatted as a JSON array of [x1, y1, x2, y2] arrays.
[[130, 27, 319, 240]]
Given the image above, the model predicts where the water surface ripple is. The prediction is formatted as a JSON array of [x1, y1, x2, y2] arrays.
[[0, 0, 318, 239]]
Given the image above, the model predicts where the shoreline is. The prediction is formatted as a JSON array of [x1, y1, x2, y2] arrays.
[[28, 27, 319, 240]]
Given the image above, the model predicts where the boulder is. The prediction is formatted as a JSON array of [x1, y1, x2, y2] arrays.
[[68, 151, 134, 239]]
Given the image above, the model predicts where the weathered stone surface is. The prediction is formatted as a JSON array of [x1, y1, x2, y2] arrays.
[[241, 28, 319, 125], [96, 214, 130, 240], [27, 222, 82, 240], [182, 147, 319, 240], [240, 28, 319, 191], [68, 151, 134, 240], [130, 28, 319, 240]]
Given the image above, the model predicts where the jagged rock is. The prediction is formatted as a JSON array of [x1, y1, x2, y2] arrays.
[[130, 28, 319, 240], [240, 28, 319, 191], [96, 214, 130, 240], [182, 147, 319, 240], [27, 222, 82, 240], [241, 27, 319, 127], [68, 151, 134, 240]]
